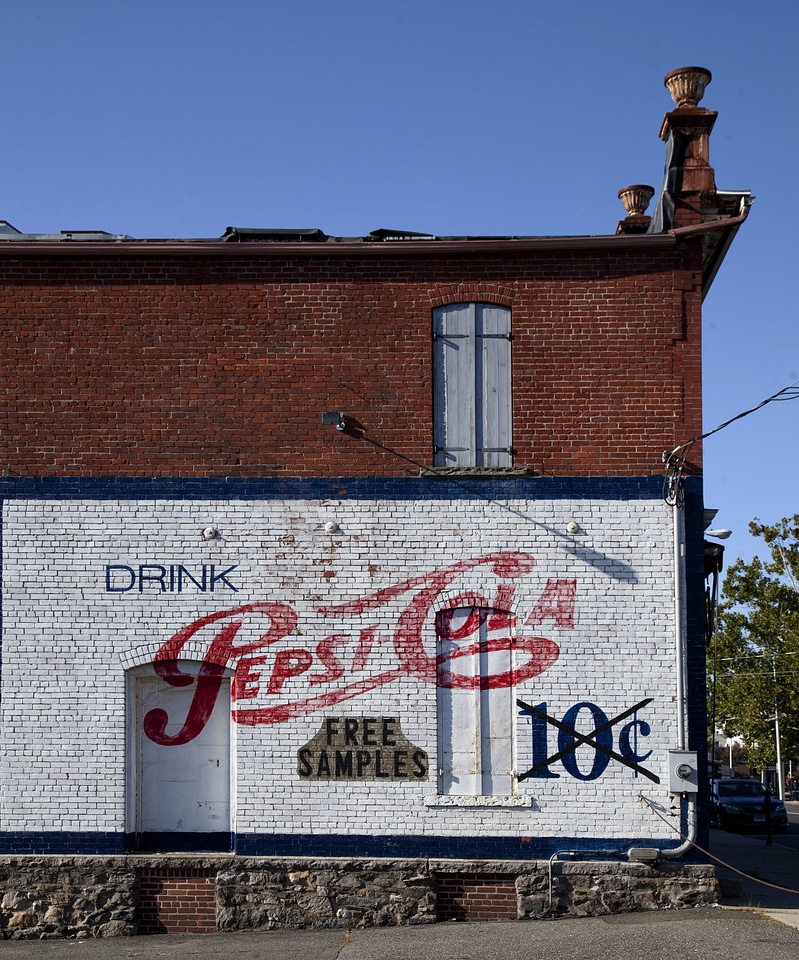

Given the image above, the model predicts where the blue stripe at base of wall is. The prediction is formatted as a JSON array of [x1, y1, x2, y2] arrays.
[[0, 832, 125, 855], [130, 832, 234, 854], [0, 832, 697, 862], [232, 833, 672, 860]]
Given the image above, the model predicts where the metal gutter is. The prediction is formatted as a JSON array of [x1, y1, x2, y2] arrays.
[[0, 233, 679, 259], [666, 196, 752, 242], [667, 195, 753, 298]]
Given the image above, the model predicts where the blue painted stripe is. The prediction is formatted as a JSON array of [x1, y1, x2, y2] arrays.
[[0, 832, 125, 855], [0, 831, 684, 860], [0, 476, 682, 501], [232, 833, 652, 860]]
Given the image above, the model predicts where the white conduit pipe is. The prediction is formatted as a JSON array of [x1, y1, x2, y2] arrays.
[[550, 502, 696, 878], [673, 502, 687, 751]]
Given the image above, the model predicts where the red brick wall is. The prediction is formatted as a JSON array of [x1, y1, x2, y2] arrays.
[[436, 872, 518, 921], [0, 242, 703, 478], [137, 867, 216, 935]]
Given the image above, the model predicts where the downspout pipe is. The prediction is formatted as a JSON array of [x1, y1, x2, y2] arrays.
[[655, 495, 700, 860], [658, 796, 698, 859], [635, 793, 699, 861]]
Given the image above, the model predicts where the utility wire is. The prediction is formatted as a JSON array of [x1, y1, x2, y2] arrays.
[[664, 376, 799, 505], [357, 431, 556, 532], [669, 376, 799, 460], [715, 669, 798, 681], [639, 794, 799, 897], [671, 380, 799, 456]]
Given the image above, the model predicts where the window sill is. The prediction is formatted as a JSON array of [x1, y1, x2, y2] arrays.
[[422, 795, 533, 808], [419, 466, 533, 478]]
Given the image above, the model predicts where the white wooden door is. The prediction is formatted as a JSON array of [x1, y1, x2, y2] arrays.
[[135, 668, 230, 835]]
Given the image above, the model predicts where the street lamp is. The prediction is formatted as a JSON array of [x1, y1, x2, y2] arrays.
[[706, 529, 732, 540]]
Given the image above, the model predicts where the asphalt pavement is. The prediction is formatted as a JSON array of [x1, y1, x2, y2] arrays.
[[3, 812, 799, 959], [706, 798, 799, 927]]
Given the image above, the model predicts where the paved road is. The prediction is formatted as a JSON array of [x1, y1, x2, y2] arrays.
[[773, 822, 799, 853], [2, 910, 799, 960], [776, 800, 799, 851]]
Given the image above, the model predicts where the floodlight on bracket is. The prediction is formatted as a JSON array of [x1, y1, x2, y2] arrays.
[[322, 411, 347, 431]]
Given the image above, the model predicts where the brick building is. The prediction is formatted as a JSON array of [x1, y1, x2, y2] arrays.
[[0, 68, 750, 934]]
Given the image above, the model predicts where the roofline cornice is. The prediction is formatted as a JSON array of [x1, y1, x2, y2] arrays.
[[0, 233, 679, 259]]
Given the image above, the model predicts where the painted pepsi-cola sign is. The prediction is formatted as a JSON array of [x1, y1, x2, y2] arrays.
[[143, 551, 574, 745]]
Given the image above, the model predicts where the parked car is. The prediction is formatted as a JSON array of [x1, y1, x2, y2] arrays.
[[710, 778, 788, 832]]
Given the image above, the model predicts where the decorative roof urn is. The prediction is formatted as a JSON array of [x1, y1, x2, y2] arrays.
[[617, 184, 655, 218], [663, 67, 712, 107]]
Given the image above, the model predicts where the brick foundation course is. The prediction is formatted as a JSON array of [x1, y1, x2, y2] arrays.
[[0, 855, 718, 939], [138, 867, 216, 935]]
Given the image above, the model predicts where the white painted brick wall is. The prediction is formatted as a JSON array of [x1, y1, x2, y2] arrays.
[[1, 497, 680, 842]]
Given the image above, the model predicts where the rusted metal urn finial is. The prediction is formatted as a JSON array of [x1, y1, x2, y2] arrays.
[[664, 67, 712, 107], [617, 184, 655, 217]]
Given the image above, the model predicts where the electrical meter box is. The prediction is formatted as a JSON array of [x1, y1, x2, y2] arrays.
[[667, 750, 699, 794]]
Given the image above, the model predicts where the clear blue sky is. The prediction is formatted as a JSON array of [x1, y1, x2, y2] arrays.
[[3, 1, 797, 571]]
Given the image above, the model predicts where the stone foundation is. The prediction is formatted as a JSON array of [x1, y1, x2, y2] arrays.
[[0, 858, 137, 939], [0, 855, 719, 939]]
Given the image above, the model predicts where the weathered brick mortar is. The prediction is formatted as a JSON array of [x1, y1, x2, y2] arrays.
[[0, 245, 703, 478]]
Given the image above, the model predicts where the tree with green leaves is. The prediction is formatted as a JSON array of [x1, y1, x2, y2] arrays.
[[708, 515, 799, 777]]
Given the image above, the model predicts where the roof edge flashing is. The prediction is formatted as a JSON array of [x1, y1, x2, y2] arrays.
[[0, 232, 679, 258]]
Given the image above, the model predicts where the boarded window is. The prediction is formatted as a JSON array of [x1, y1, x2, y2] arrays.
[[433, 303, 511, 467], [436, 606, 515, 795]]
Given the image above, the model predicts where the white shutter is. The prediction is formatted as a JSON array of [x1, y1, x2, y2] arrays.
[[437, 607, 515, 796], [433, 303, 511, 467], [478, 305, 512, 467], [434, 303, 475, 466], [478, 635, 514, 794], [437, 607, 481, 795]]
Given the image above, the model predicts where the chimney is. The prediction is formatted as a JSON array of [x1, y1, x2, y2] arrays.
[[650, 67, 718, 230]]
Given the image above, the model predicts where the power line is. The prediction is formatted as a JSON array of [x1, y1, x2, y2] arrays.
[[673, 376, 799, 458], [664, 376, 799, 505]]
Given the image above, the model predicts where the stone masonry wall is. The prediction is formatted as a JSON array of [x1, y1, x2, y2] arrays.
[[0, 858, 137, 939], [0, 856, 719, 939]]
